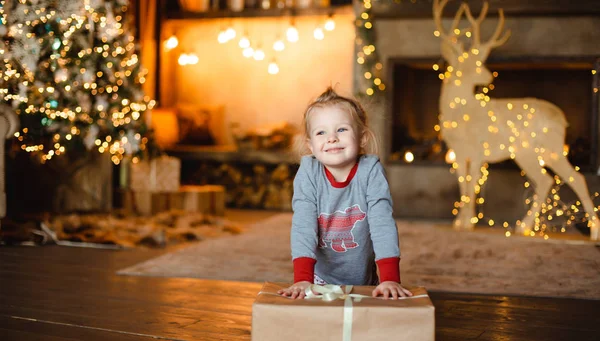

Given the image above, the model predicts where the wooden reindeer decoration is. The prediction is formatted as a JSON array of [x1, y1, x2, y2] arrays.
[[433, 0, 599, 240]]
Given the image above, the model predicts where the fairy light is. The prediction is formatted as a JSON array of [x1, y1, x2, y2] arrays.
[[253, 47, 265, 61], [313, 27, 324, 40], [239, 36, 251, 49], [217, 29, 228, 44], [268, 59, 279, 75], [273, 39, 285, 51], [286, 23, 299, 43], [1, 0, 156, 164], [356, 0, 385, 96], [218, 15, 338, 74], [430, 3, 600, 239], [324, 16, 336, 31], [242, 47, 254, 58], [164, 35, 178, 50], [225, 26, 236, 41]]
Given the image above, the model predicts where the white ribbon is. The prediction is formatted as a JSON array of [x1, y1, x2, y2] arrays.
[[304, 284, 367, 341], [304, 284, 428, 341]]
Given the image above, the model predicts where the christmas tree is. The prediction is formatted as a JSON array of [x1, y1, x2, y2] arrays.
[[0, 0, 158, 165]]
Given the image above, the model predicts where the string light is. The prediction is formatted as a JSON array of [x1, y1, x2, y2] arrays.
[[268, 59, 279, 75], [286, 23, 299, 43], [164, 35, 178, 50], [356, 0, 385, 96], [212, 15, 336, 74], [1, 0, 156, 164], [431, 16, 598, 239], [217, 29, 228, 44], [242, 46, 254, 58], [324, 15, 336, 31], [253, 47, 265, 61], [273, 38, 285, 51], [239, 35, 251, 49], [313, 27, 324, 40]]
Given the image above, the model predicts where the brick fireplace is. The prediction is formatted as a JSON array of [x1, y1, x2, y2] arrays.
[[370, 11, 600, 222]]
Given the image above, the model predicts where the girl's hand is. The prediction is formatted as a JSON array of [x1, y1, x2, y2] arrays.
[[277, 281, 312, 299], [372, 281, 413, 300]]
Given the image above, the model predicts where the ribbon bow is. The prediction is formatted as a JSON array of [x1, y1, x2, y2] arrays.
[[304, 285, 371, 341], [304, 284, 369, 302]]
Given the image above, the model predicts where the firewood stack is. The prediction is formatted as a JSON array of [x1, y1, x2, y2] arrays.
[[122, 185, 226, 217]]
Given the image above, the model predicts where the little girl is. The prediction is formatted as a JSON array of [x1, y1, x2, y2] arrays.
[[278, 87, 412, 300]]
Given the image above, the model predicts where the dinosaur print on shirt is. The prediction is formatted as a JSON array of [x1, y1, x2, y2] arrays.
[[317, 204, 366, 252]]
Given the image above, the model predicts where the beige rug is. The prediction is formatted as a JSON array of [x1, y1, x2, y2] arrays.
[[118, 213, 600, 299]]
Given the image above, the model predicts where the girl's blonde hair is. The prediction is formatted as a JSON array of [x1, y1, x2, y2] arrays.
[[294, 87, 378, 160]]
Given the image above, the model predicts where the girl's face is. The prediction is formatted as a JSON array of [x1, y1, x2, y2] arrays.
[[306, 105, 362, 171]]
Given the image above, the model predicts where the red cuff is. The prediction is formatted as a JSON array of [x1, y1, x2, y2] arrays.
[[293, 257, 316, 283], [376, 257, 401, 283]]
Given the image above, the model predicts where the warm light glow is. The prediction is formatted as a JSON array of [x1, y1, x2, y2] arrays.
[[242, 47, 254, 58], [187, 53, 198, 64], [164, 35, 178, 50], [239, 36, 250, 49], [178, 53, 188, 65], [217, 30, 228, 44], [273, 39, 285, 51], [445, 149, 456, 163], [268, 61, 279, 75], [313, 27, 325, 40], [225, 27, 236, 41], [404, 151, 414, 163], [286, 25, 299, 43], [253, 48, 265, 61], [178, 53, 198, 65], [324, 18, 335, 31]]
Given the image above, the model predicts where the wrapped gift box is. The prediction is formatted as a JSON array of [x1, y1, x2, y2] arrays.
[[129, 156, 181, 193], [252, 282, 434, 341], [119, 185, 225, 216], [174, 185, 226, 216]]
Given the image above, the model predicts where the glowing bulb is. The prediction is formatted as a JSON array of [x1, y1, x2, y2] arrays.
[[218, 31, 228, 44], [273, 39, 285, 51], [324, 18, 335, 31], [253, 48, 265, 61], [313, 27, 324, 40], [164, 35, 178, 50], [268, 61, 279, 74], [242, 47, 254, 58], [187, 53, 198, 65], [239, 36, 250, 49], [225, 27, 236, 41], [445, 149, 456, 163], [178, 53, 189, 65], [286, 25, 299, 43], [404, 151, 414, 163]]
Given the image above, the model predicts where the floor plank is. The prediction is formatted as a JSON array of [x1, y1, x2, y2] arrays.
[[0, 315, 167, 341], [1, 208, 600, 340]]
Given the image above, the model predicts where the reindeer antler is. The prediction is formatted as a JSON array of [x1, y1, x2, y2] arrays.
[[433, 0, 465, 44], [433, 0, 468, 58], [463, 1, 511, 56]]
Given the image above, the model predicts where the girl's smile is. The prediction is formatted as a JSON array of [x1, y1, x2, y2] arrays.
[[307, 106, 362, 181]]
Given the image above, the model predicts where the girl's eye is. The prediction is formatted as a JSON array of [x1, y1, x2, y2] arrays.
[[316, 131, 325, 136], [337, 127, 348, 133]]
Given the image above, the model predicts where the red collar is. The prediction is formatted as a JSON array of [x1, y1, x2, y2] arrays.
[[324, 161, 359, 188]]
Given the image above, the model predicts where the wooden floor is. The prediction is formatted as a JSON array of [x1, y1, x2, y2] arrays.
[[1, 211, 600, 340]]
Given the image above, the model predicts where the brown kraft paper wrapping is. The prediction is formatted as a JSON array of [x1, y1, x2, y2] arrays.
[[252, 282, 435, 341]]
